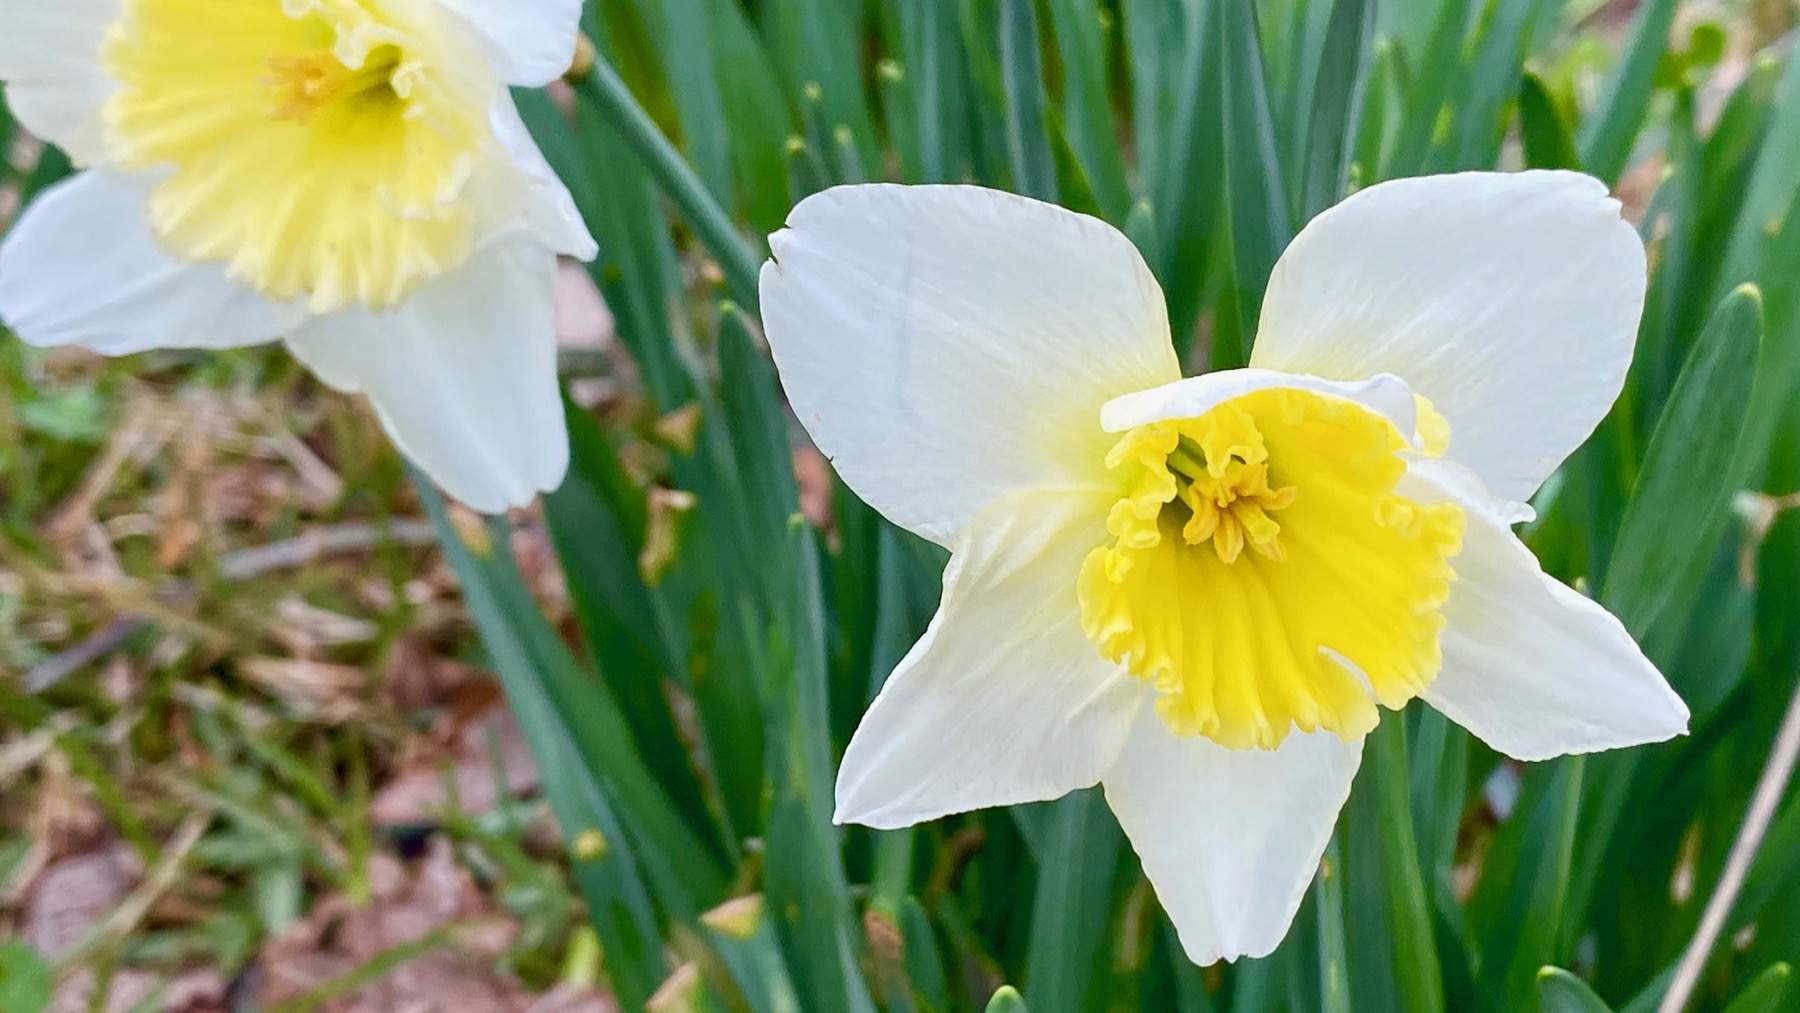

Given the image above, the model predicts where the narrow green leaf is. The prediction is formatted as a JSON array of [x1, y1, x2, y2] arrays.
[[519, 83, 693, 409], [1730, 156, 1800, 493], [998, 0, 1058, 201], [764, 519, 877, 1013], [573, 55, 763, 313], [1047, 107, 1104, 219], [987, 985, 1031, 1013], [1537, 967, 1614, 1013], [1372, 716, 1444, 1013], [1141, 0, 1224, 356], [1023, 789, 1123, 1013], [1385, 0, 1472, 176], [1723, 962, 1792, 1013], [698, 897, 807, 1013], [886, 0, 968, 182], [1604, 284, 1763, 634], [1519, 72, 1581, 170], [1123, 0, 1178, 193], [642, 0, 733, 202], [1316, 837, 1353, 1013], [708, 0, 796, 236], [417, 480, 670, 1008], [1300, 0, 1373, 218], [1577, 0, 1679, 182], [717, 303, 799, 555], [1349, 37, 1393, 187], [0, 91, 17, 187], [542, 401, 710, 819], [762, 0, 878, 167], [1716, 49, 1800, 299], [1047, 0, 1131, 220], [901, 898, 952, 1011], [1217, 0, 1293, 362], [0, 942, 51, 1013], [1495, 757, 1586, 1011], [1445, 0, 1552, 170]]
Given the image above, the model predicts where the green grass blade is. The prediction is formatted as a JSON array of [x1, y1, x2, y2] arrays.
[[1023, 789, 1123, 1013], [1445, 0, 1552, 170], [573, 55, 764, 313], [1316, 836, 1353, 1013], [1047, 0, 1131, 220], [420, 477, 732, 915], [884, 0, 967, 182], [763, 0, 879, 167], [1728, 152, 1800, 495], [1576, 0, 1679, 182], [1140, 0, 1224, 357], [999, 0, 1059, 202], [1385, 0, 1472, 176], [516, 83, 694, 409], [1372, 717, 1444, 1013], [708, 0, 797, 236], [1218, 0, 1294, 363], [987, 985, 1031, 1013], [542, 399, 710, 812], [901, 897, 952, 1010], [699, 897, 807, 1013], [1604, 285, 1763, 635], [1349, 37, 1393, 187], [1723, 962, 1792, 1013], [417, 480, 670, 1008], [1300, 0, 1374, 218], [765, 519, 877, 1013], [1519, 71, 1581, 170], [1495, 757, 1586, 1010], [1538, 967, 1614, 1013], [641, 0, 734, 203]]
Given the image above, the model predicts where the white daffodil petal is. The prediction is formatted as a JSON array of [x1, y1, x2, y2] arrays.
[[491, 96, 597, 260], [1402, 456, 1536, 528], [0, 0, 116, 164], [835, 489, 1144, 829], [1415, 475, 1689, 761], [284, 233, 567, 514], [436, 0, 583, 86], [761, 183, 1181, 546], [1101, 368, 1419, 443], [1251, 170, 1646, 502], [0, 172, 296, 354], [1104, 708, 1362, 965]]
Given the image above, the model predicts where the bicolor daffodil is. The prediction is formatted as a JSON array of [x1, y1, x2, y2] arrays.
[[0, 0, 598, 511], [759, 172, 1691, 964]]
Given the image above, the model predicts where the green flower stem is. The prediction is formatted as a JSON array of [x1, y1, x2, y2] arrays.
[[572, 54, 764, 314], [1373, 714, 1446, 1013]]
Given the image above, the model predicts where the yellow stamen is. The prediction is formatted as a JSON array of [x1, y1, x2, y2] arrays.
[[1077, 387, 1465, 750]]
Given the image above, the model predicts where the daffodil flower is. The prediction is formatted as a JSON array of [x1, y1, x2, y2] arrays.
[[759, 173, 1690, 964], [0, 0, 598, 511]]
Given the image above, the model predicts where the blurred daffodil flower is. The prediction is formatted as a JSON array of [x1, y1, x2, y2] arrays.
[[759, 172, 1690, 965], [0, 0, 597, 511]]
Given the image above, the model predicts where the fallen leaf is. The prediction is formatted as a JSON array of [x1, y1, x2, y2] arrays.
[[25, 843, 141, 960]]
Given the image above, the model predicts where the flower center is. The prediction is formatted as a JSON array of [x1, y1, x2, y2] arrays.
[[265, 44, 402, 123], [1077, 387, 1466, 750], [101, 0, 502, 313]]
